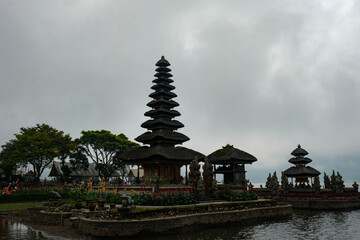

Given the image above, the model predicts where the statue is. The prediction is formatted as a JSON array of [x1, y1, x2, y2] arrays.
[[334, 172, 344, 193], [330, 170, 336, 190], [248, 182, 254, 192], [323, 172, 331, 188], [99, 177, 106, 198], [265, 173, 272, 189], [189, 156, 201, 194], [352, 181, 359, 191], [202, 157, 213, 196], [313, 176, 321, 193], [281, 171, 289, 193], [271, 171, 279, 195], [86, 177, 94, 200]]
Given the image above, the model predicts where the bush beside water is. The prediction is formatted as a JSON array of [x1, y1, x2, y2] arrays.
[[0, 192, 51, 203]]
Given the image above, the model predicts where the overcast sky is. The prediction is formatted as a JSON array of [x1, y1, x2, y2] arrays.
[[1, 0, 359, 183]]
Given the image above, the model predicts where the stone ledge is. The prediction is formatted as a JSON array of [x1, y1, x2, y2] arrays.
[[78, 205, 293, 237], [284, 199, 360, 210], [39, 211, 72, 225]]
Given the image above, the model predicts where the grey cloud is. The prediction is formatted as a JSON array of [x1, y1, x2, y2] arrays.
[[0, 0, 359, 183]]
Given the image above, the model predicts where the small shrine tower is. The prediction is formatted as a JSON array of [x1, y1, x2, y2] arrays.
[[121, 56, 204, 183], [284, 144, 320, 186], [208, 144, 257, 186]]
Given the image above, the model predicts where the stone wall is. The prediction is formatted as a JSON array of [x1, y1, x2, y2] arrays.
[[38, 211, 72, 225], [78, 205, 292, 237], [286, 200, 360, 210]]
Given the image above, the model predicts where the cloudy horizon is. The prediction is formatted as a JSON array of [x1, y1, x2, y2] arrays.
[[1, 0, 359, 183]]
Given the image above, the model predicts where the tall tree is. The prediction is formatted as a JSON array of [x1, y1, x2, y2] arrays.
[[76, 130, 139, 180], [0, 140, 25, 180], [68, 146, 90, 177], [0, 124, 75, 184]]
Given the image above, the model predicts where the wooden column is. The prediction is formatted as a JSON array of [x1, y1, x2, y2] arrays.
[[137, 165, 140, 184]]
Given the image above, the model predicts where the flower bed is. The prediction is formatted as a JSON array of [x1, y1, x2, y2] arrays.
[[132, 188, 196, 206]]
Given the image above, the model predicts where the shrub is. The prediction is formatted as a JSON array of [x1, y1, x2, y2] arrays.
[[106, 193, 122, 204], [224, 192, 258, 201], [133, 189, 196, 206], [0, 192, 51, 203]]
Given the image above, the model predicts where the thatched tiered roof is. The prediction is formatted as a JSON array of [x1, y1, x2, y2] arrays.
[[283, 166, 320, 177], [284, 144, 320, 178], [48, 161, 98, 178], [121, 56, 204, 164], [208, 144, 257, 164], [121, 145, 204, 165], [135, 56, 190, 146]]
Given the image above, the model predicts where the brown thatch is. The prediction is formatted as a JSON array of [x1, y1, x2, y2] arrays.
[[149, 90, 177, 99], [136, 131, 189, 144], [284, 166, 320, 177], [147, 99, 179, 108], [207, 144, 257, 164], [291, 144, 309, 156], [156, 56, 170, 66], [120, 145, 205, 165], [24, 170, 35, 176], [145, 108, 180, 118], [151, 83, 175, 91], [141, 119, 184, 130], [288, 157, 312, 164], [48, 161, 98, 178]]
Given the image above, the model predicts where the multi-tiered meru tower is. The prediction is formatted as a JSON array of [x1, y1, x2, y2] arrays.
[[121, 56, 204, 183], [284, 144, 320, 186]]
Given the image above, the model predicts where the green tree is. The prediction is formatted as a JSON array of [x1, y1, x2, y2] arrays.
[[0, 140, 24, 180], [76, 130, 139, 180], [0, 124, 75, 184], [68, 146, 90, 178]]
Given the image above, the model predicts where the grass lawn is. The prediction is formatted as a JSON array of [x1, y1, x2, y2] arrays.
[[0, 202, 43, 211]]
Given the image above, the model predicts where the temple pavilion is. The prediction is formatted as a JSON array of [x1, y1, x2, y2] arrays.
[[120, 56, 204, 183], [283, 144, 320, 186], [208, 144, 257, 186]]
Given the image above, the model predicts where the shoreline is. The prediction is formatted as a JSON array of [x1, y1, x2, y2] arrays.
[[1, 210, 86, 240], [1, 202, 293, 239]]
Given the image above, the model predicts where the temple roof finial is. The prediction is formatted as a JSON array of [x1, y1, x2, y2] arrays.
[[156, 56, 170, 67]]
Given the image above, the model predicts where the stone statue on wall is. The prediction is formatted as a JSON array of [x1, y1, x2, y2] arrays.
[[281, 171, 289, 193], [271, 172, 279, 195], [265, 171, 279, 195], [202, 157, 213, 196], [352, 181, 359, 191], [334, 172, 345, 193], [265, 173, 272, 189], [330, 170, 337, 190], [313, 176, 321, 193], [323, 172, 331, 189], [189, 156, 201, 194]]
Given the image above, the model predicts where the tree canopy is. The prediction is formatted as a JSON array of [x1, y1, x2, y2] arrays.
[[0, 124, 76, 183], [76, 130, 139, 180]]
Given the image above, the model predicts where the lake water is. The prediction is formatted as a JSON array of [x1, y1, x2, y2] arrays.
[[1, 209, 360, 240]]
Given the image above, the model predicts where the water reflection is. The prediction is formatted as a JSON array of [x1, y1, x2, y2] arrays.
[[0, 218, 69, 240], [1, 210, 360, 240], [138, 209, 360, 240]]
